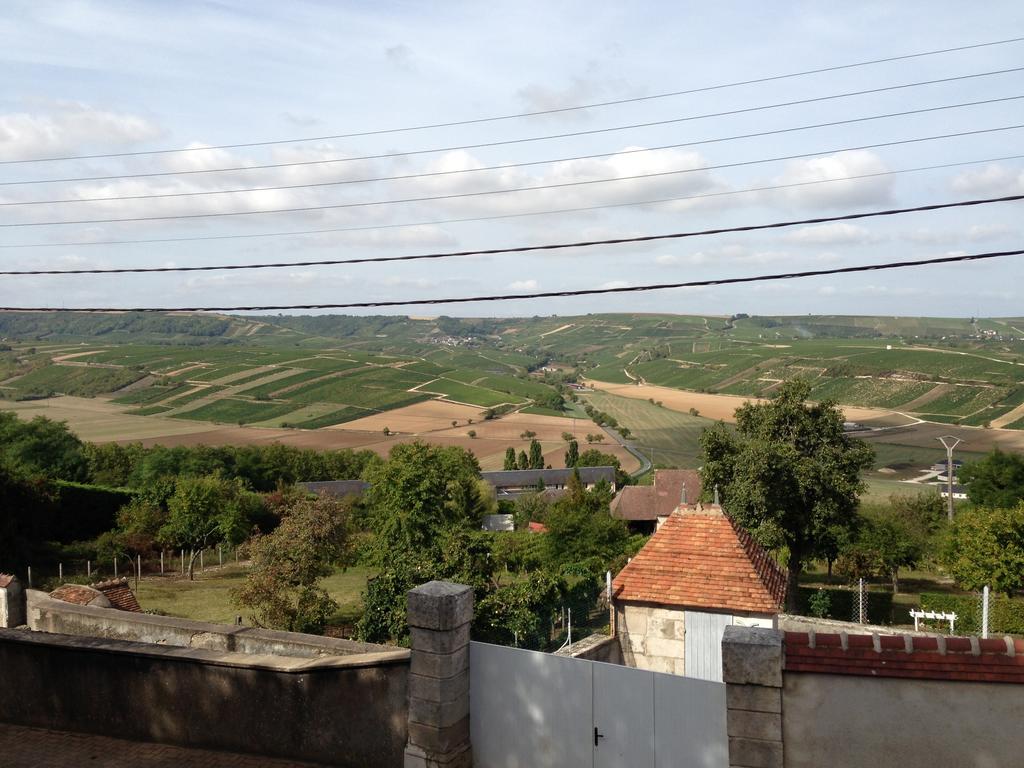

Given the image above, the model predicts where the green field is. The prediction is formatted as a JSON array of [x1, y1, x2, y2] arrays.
[[135, 564, 373, 625], [419, 378, 524, 407], [582, 390, 717, 468], [5, 365, 146, 398], [171, 398, 300, 425]]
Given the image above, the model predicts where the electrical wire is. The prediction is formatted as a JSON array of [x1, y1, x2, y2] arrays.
[[3, 68, 1021, 187], [2, 95, 1020, 207], [3, 153, 1019, 250], [3, 35, 1022, 164], [3, 124, 1020, 228], [3, 194, 1020, 276], [6, 247, 1022, 312]]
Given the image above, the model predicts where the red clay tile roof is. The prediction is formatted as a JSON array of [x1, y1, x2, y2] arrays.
[[0, 574, 14, 588], [50, 579, 141, 612], [611, 469, 702, 521], [785, 631, 1024, 683], [50, 584, 108, 607], [94, 578, 142, 612], [612, 506, 786, 614], [528, 521, 549, 533]]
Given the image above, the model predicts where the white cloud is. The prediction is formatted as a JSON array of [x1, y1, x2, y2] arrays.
[[763, 150, 893, 209], [951, 164, 1024, 197], [0, 102, 161, 160], [507, 279, 538, 291], [783, 222, 876, 246]]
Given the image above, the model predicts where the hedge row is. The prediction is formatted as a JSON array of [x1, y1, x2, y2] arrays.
[[919, 592, 1024, 636], [51, 481, 135, 542], [796, 586, 894, 625]]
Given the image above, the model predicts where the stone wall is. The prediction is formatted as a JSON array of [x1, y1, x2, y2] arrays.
[[721, 625, 1024, 768], [555, 632, 623, 664], [0, 576, 25, 628], [26, 589, 390, 658], [615, 602, 685, 674], [0, 627, 409, 767]]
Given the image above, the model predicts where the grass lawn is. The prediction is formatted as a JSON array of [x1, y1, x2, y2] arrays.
[[135, 563, 374, 626]]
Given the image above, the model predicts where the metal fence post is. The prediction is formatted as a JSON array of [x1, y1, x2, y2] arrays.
[[160, 550, 164, 574], [982, 586, 990, 639]]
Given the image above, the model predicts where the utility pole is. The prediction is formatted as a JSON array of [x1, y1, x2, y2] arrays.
[[937, 435, 962, 522]]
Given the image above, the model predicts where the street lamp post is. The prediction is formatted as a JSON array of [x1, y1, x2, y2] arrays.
[[937, 435, 962, 522]]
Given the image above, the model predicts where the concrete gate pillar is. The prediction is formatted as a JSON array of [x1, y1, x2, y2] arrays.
[[721, 625, 785, 768], [0, 575, 26, 628], [405, 581, 473, 768]]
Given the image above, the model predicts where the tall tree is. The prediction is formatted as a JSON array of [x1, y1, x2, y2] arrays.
[[517, 450, 529, 471], [960, 449, 1024, 509], [362, 442, 489, 565], [528, 439, 544, 470], [504, 446, 517, 471], [700, 379, 874, 610], [564, 439, 579, 468]]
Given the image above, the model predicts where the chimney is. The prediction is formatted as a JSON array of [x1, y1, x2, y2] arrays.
[[680, 482, 687, 506], [714, 484, 720, 506]]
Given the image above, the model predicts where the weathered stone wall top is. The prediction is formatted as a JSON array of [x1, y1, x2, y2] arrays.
[[0, 626, 407, 672], [25, 589, 405, 662]]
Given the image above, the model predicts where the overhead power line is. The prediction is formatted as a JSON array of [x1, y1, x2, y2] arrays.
[[4, 195, 1020, 275], [6, 247, 1022, 312], [3, 94, 1021, 208], [3, 68, 1021, 188], [3, 36, 1022, 164], [3, 124, 1021, 228], [3, 153, 1018, 250]]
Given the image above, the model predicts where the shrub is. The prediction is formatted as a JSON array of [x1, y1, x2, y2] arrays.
[[918, 592, 1024, 635], [795, 586, 893, 625]]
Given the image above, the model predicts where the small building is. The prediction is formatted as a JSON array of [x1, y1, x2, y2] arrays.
[[939, 483, 968, 501], [49, 578, 142, 613], [480, 467, 616, 499], [611, 503, 786, 682], [298, 480, 370, 498], [610, 469, 702, 534]]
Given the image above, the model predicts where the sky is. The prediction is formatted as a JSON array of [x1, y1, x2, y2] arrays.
[[1, 1, 1022, 318]]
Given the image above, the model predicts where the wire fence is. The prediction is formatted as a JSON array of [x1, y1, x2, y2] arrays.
[[17, 545, 246, 592]]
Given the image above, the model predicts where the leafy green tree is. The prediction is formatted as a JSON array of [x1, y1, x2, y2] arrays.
[[565, 440, 579, 468], [542, 470, 628, 572], [960, 449, 1024, 509], [232, 495, 353, 633], [159, 475, 261, 580], [528, 439, 544, 470], [700, 379, 874, 610], [843, 512, 921, 593], [513, 491, 550, 530], [576, 449, 629, 487], [362, 442, 488, 566], [0, 412, 89, 481], [561, 432, 574, 443], [943, 502, 1024, 596], [517, 450, 529, 471], [504, 446, 517, 471]]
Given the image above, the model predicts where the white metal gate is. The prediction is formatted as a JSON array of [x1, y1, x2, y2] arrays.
[[470, 641, 727, 768]]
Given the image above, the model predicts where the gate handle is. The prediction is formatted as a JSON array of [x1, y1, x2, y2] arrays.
[[594, 727, 605, 747]]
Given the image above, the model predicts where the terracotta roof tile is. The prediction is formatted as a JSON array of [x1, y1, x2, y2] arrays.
[[785, 631, 1024, 683], [611, 469, 703, 521], [50, 584, 107, 607], [612, 506, 786, 614], [94, 578, 142, 612]]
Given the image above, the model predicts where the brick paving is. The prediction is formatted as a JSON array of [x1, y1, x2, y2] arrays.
[[0, 723, 332, 767]]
